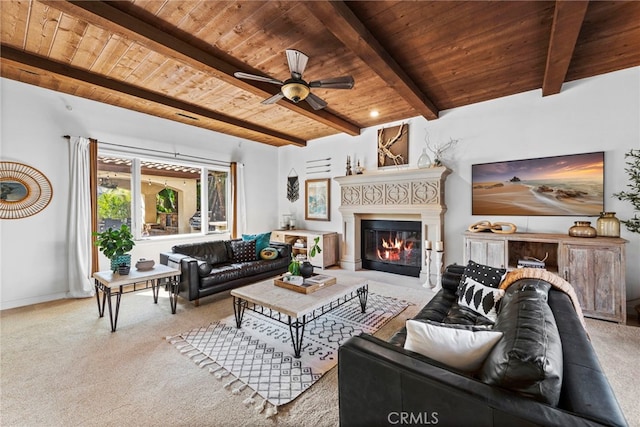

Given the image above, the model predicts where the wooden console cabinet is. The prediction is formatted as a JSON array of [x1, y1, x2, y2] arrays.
[[271, 229, 338, 269], [464, 232, 627, 324]]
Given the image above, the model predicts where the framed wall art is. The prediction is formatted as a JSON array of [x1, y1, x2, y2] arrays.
[[0, 161, 53, 219], [472, 152, 604, 216], [377, 123, 408, 168], [305, 178, 330, 221]]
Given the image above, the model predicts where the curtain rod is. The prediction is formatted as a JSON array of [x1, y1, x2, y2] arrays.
[[63, 135, 232, 167]]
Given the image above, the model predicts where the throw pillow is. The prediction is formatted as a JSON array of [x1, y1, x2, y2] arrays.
[[242, 232, 272, 258], [460, 260, 507, 290], [230, 239, 257, 262], [259, 247, 279, 260], [404, 319, 503, 372], [457, 277, 506, 323]]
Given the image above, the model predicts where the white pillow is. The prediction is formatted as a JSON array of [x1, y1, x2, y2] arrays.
[[404, 320, 503, 372]]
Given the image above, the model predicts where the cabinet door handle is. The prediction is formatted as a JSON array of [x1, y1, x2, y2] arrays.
[[564, 270, 568, 281]]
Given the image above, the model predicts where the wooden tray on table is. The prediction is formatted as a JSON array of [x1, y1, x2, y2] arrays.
[[274, 273, 337, 294]]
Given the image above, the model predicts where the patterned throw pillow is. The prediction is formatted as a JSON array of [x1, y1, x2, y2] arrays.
[[242, 232, 272, 258], [230, 239, 257, 262], [460, 260, 507, 289], [458, 277, 505, 323], [259, 247, 279, 260]]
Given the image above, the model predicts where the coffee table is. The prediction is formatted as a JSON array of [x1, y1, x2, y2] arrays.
[[93, 264, 181, 332], [231, 275, 368, 358]]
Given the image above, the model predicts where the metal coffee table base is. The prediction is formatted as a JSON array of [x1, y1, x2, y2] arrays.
[[233, 284, 368, 358]]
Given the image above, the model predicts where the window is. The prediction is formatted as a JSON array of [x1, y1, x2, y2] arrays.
[[97, 154, 230, 239]]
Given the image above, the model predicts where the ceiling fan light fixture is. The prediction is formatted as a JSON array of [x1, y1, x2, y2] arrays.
[[281, 81, 310, 103]]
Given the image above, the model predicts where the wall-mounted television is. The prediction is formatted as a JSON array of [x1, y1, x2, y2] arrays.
[[472, 152, 604, 216]]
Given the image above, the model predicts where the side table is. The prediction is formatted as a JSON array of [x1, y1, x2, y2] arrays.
[[93, 264, 181, 332]]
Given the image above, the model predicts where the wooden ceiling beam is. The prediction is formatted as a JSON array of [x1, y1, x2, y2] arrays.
[[542, 0, 589, 96], [304, 1, 439, 121], [38, 0, 360, 136], [0, 45, 306, 147]]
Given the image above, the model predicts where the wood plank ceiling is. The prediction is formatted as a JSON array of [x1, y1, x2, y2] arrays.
[[2, 1, 639, 147]]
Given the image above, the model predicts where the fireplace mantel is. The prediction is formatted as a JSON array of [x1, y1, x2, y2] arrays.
[[334, 167, 451, 281]]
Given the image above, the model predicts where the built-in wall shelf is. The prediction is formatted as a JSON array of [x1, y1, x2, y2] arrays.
[[464, 232, 628, 324]]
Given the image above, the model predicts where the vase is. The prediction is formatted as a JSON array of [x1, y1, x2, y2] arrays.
[[568, 221, 597, 238], [118, 264, 130, 275], [417, 148, 431, 168], [596, 212, 620, 237], [111, 254, 131, 272], [299, 261, 314, 278]]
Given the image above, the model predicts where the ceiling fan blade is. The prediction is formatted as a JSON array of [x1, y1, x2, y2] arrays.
[[305, 93, 328, 110], [309, 76, 355, 89], [234, 72, 283, 86], [286, 49, 309, 79], [261, 92, 285, 105]]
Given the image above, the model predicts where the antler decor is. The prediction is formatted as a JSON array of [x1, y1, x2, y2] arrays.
[[425, 132, 459, 166]]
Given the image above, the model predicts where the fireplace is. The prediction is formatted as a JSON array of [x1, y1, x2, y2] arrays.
[[362, 220, 422, 277], [334, 167, 450, 283]]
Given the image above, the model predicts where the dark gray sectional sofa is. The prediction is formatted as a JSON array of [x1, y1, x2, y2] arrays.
[[160, 239, 290, 305]]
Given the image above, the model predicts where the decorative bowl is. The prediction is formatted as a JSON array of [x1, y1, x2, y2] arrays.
[[135, 258, 155, 271]]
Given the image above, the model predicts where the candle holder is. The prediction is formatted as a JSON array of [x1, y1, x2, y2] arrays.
[[423, 248, 432, 288], [434, 250, 444, 289]]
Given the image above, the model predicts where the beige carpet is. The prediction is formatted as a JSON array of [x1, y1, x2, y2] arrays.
[[1, 270, 638, 426]]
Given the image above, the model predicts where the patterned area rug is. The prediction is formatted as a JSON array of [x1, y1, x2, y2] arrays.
[[167, 292, 411, 416]]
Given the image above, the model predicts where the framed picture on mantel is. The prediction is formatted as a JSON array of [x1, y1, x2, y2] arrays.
[[305, 178, 330, 221]]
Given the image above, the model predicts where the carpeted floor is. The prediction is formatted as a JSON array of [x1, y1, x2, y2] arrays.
[[1, 269, 638, 426]]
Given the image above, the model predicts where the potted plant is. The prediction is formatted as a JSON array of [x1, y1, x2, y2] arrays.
[[93, 224, 135, 273]]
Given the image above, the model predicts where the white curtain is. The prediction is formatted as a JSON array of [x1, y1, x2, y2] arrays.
[[236, 163, 247, 236], [67, 136, 95, 298]]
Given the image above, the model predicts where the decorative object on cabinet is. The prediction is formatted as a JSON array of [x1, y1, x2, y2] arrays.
[[286, 169, 299, 202], [472, 152, 604, 216], [305, 178, 330, 221], [463, 231, 627, 323], [0, 161, 53, 219], [377, 123, 408, 168], [613, 148, 640, 234], [596, 212, 621, 237], [468, 220, 517, 234], [568, 221, 597, 238]]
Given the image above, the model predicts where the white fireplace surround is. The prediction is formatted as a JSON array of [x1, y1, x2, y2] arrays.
[[334, 167, 450, 282]]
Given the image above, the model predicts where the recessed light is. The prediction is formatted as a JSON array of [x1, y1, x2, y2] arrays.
[[370, 110, 379, 118]]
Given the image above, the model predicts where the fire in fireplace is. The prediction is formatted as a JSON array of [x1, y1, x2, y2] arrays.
[[361, 220, 421, 277]]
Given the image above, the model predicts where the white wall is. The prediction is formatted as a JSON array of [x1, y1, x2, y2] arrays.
[[2, 67, 639, 309], [0, 78, 280, 309], [278, 67, 640, 302]]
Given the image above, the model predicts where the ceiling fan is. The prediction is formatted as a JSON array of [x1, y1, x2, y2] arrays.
[[234, 49, 354, 110]]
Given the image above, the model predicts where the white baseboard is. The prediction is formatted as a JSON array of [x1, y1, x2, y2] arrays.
[[0, 292, 68, 311]]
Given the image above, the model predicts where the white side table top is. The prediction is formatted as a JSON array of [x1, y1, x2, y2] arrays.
[[93, 264, 180, 288]]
